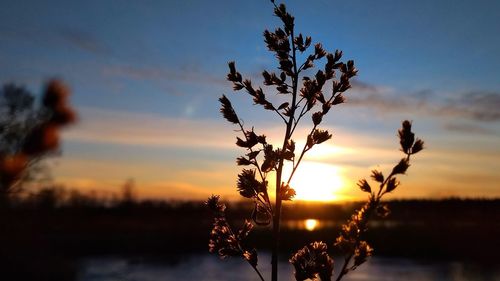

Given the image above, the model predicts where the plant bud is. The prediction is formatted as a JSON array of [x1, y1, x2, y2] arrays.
[[386, 177, 399, 193], [312, 111, 322, 125], [391, 158, 410, 175], [357, 179, 371, 193], [412, 139, 424, 154]]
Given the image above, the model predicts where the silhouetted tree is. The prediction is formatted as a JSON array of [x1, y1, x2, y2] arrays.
[[119, 178, 137, 210], [35, 186, 66, 210], [121, 178, 136, 203]]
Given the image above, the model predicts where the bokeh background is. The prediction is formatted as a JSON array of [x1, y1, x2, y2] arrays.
[[1, 0, 499, 280]]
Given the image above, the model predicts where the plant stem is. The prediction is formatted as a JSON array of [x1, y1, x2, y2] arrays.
[[271, 162, 284, 281], [286, 124, 317, 185], [226, 218, 266, 281], [251, 264, 266, 281], [335, 255, 352, 281], [271, 23, 299, 281]]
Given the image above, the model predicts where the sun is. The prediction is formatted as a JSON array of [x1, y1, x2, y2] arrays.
[[283, 161, 346, 202]]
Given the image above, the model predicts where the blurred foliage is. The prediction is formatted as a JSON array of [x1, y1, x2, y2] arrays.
[[0, 80, 76, 201]]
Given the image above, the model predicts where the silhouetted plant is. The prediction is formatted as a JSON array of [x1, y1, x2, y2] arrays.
[[290, 121, 423, 281], [207, 1, 423, 280], [0, 80, 76, 200]]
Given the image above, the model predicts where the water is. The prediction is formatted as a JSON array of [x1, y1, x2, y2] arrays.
[[77, 253, 500, 281]]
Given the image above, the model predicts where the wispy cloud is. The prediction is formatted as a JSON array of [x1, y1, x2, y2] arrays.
[[443, 122, 499, 136], [61, 106, 404, 169], [348, 81, 500, 123], [63, 107, 234, 149], [443, 91, 500, 122], [59, 29, 110, 55], [101, 64, 226, 88], [62, 106, 400, 153], [350, 80, 387, 93]]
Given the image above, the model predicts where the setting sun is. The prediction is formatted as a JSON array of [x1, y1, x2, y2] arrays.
[[283, 161, 346, 202]]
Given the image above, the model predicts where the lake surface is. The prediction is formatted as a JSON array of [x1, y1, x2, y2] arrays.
[[77, 253, 499, 281]]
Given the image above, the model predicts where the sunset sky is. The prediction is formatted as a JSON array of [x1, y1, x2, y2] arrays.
[[1, 0, 499, 201]]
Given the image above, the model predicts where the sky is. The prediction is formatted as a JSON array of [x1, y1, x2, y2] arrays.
[[1, 0, 499, 201]]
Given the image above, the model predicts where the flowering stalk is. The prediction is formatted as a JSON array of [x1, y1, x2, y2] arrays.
[[206, 195, 265, 281], [331, 120, 424, 281], [288, 121, 424, 281], [210, 1, 357, 280], [208, 1, 425, 279]]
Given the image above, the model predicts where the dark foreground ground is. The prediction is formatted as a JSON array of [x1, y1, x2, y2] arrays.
[[0, 198, 499, 280]]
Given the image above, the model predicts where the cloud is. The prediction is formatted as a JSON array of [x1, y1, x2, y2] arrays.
[[101, 64, 226, 88], [59, 29, 110, 55], [443, 91, 500, 122], [1, 26, 110, 57], [347, 82, 500, 123], [62, 107, 235, 149], [61, 106, 403, 170], [60, 107, 310, 151], [350, 80, 385, 93], [443, 122, 499, 135]]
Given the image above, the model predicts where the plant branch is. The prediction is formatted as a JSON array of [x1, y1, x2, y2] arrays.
[[236, 121, 272, 211], [335, 254, 353, 281], [228, 221, 266, 281], [251, 264, 266, 281], [286, 124, 317, 185], [289, 101, 308, 136], [273, 107, 288, 124]]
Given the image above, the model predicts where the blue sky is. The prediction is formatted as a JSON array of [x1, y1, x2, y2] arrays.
[[1, 0, 499, 200]]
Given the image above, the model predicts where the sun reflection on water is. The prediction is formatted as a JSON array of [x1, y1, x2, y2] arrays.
[[304, 219, 319, 231]]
